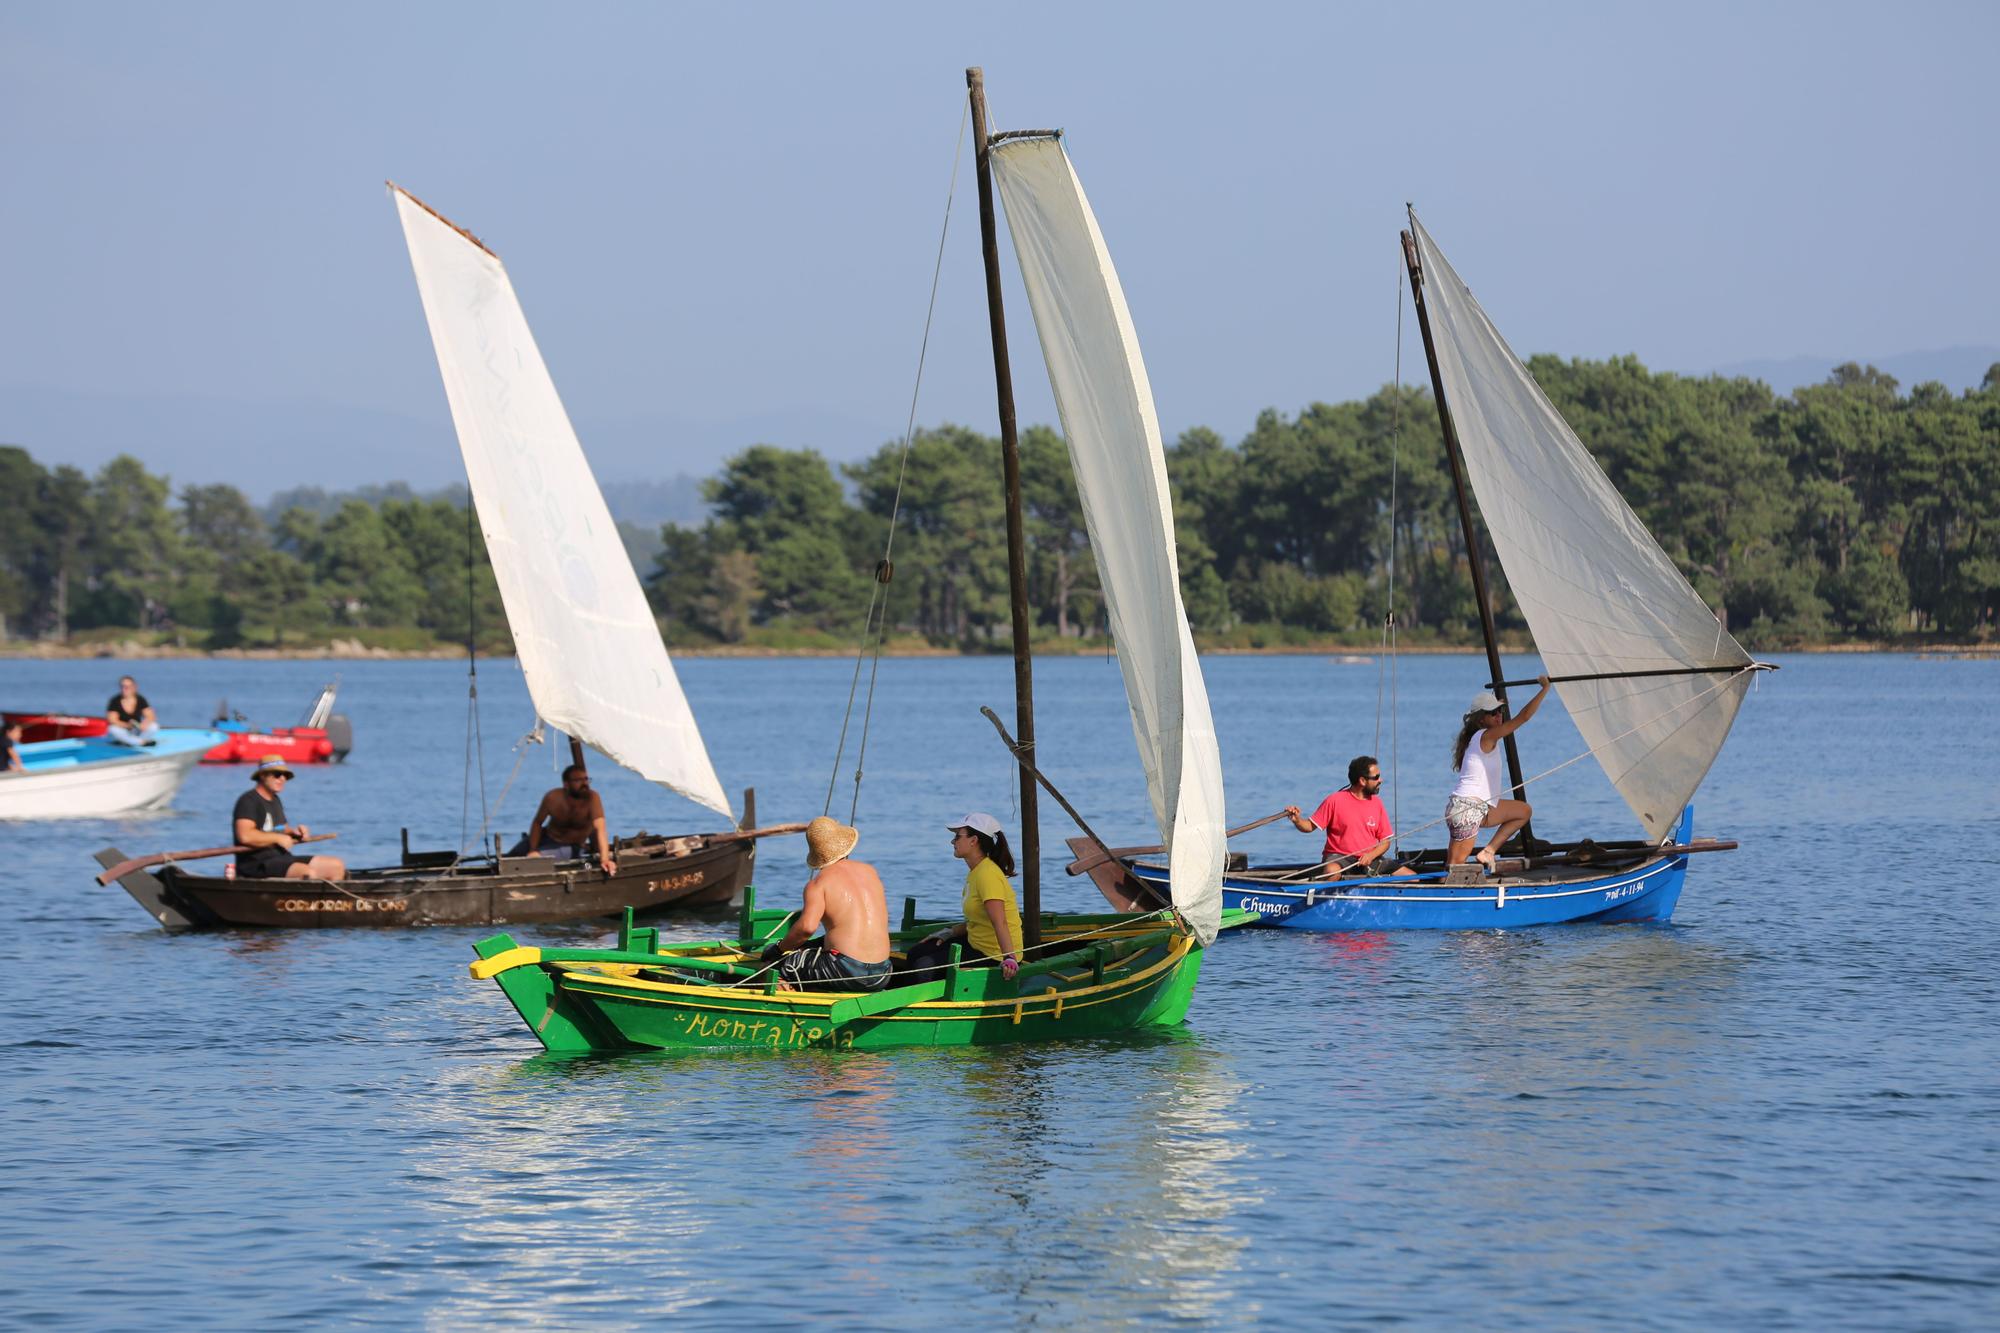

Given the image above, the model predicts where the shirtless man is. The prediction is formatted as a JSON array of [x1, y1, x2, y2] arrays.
[[513, 765, 617, 874], [759, 816, 892, 992], [233, 755, 347, 881]]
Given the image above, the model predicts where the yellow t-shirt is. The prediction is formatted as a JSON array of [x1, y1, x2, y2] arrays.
[[962, 857, 1023, 961]]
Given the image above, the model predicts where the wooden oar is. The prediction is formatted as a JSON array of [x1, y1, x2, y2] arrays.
[[704, 822, 809, 845], [1062, 810, 1292, 877], [94, 834, 337, 885]]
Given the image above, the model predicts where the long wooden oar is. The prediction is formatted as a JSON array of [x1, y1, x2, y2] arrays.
[[705, 822, 810, 845], [95, 834, 337, 885], [1062, 810, 1292, 877]]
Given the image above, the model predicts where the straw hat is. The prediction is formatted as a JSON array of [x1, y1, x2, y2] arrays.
[[805, 815, 859, 869], [251, 754, 296, 780]]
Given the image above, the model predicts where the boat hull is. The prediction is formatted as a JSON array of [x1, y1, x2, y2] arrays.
[[0, 730, 224, 819], [93, 831, 756, 931], [471, 905, 1250, 1054], [1113, 810, 1698, 931], [201, 726, 340, 765], [3, 712, 108, 743]]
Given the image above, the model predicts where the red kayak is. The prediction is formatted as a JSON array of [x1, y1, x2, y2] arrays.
[[3, 711, 110, 743]]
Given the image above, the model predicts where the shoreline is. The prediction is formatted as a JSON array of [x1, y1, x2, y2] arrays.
[[1, 639, 1992, 662]]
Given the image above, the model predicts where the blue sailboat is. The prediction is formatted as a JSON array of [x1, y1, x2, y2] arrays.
[[1069, 211, 1773, 930]]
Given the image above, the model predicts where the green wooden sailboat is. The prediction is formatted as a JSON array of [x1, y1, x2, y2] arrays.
[[472, 896, 1255, 1053], [467, 68, 1249, 1053]]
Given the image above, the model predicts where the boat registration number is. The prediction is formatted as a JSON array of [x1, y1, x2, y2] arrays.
[[274, 898, 408, 914]]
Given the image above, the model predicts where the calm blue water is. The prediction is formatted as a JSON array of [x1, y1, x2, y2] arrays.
[[1, 653, 1995, 1328]]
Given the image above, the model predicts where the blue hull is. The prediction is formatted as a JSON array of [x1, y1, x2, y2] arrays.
[[1132, 811, 1696, 931]]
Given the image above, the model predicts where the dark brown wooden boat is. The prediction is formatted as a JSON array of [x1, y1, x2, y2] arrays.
[[95, 790, 789, 932]]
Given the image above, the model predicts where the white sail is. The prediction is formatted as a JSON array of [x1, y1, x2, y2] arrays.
[[391, 187, 733, 820], [1410, 213, 1753, 839], [990, 137, 1225, 943]]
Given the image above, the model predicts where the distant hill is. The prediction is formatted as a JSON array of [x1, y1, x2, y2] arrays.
[[0, 381, 892, 505], [1707, 346, 2000, 396]]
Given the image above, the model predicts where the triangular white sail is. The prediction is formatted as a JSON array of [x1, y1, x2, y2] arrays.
[[990, 136, 1225, 943], [391, 187, 733, 820], [1410, 212, 1753, 839]]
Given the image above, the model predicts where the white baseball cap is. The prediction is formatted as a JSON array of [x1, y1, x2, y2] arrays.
[[1468, 690, 1504, 714], [945, 812, 1004, 838]]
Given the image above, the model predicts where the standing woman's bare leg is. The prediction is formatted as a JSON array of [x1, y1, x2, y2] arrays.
[[1476, 800, 1531, 867]]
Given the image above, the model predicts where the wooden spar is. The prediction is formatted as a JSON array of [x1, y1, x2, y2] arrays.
[[386, 182, 498, 259], [1489, 663, 1779, 690], [1063, 810, 1291, 876], [569, 736, 587, 775], [95, 834, 338, 885], [1402, 220, 1533, 833], [968, 67, 1041, 948]]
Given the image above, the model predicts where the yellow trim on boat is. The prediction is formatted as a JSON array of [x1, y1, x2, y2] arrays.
[[551, 934, 1194, 1025], [469, 946, 542, 979]]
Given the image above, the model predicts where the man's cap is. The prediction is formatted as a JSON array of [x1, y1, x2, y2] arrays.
[[805, 815, 860, 869], [1468, 690, 1504, 714], [252, 754, 296, 780], [945, 812, 1004, 839]]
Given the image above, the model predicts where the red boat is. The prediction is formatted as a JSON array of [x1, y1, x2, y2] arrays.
[[200, 680, 353, 765], [3, 712, 109, 743]]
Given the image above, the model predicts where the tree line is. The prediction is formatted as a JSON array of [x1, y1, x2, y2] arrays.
[[3, 356, 1995, 651], [0, 450, 505, 648], [650, 359, 2000, 648]]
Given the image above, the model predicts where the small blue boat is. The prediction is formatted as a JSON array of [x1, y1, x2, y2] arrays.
[[1108, 811, 1706, 931], [1071, 216, 1776, 932], [1, 729, 226, 820]]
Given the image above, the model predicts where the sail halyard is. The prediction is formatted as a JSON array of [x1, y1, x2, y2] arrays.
[[1407, 211, 1755, 840], [988, 135, 1225, 944], [390, 185, 734, 821]]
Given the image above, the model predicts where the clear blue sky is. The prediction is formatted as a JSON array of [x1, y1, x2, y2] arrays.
[[2, 1, 1994, 495]]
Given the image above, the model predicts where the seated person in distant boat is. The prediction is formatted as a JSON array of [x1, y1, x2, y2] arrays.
[[1285, 754, 1415, 878], [2, 719, 23, 772], [233, 755, 347, 881], [758, 816, 893, 992], [508, 765, 617, 874], [901, 812, 1024, 979], [105, 675, 160, 746]]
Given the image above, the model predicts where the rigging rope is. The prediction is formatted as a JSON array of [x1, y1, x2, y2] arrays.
[[1378, 255, 1407, 843], [1371, 662, 1763, 855], [825, 98, 970, 822], [459, 486, 490, 857]]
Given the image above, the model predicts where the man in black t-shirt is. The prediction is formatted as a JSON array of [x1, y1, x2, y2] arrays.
[[2, 719, 23, 773], [106, 675, 160, 746], [233, 755, 347, 880]]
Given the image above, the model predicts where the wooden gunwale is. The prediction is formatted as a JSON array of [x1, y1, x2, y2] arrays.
[[551, 933, 1192, 1021]]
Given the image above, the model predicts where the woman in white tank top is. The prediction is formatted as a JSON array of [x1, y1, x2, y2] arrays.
[[1445, 675, 1552, 869]]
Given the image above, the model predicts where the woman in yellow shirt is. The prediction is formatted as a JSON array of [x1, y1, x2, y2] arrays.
[[904, 812, 1024, 979]]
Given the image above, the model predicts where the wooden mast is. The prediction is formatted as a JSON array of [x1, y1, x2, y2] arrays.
[[967, 66, 1041, 947], [1401, 219, 1533, 826]]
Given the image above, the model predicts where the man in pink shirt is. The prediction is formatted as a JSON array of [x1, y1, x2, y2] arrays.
[[1285, 755, 1414, 876]]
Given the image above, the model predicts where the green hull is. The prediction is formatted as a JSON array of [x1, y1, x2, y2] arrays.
[[472, 891, 1252, 1054]]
